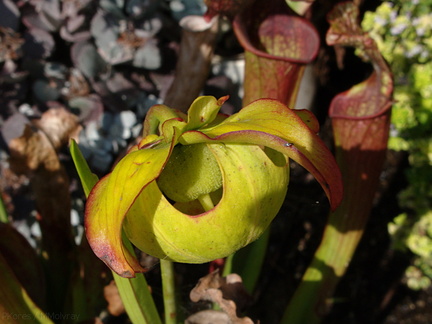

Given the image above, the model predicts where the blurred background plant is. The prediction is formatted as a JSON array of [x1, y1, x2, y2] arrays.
[[362, 0, 432, 292], [0, 0, 211, 175]]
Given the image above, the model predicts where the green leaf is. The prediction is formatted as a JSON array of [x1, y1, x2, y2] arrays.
[[0, 191, 8, 223], [0, 252, 54, 324], [0, 224, 46, 311], [69, 139, 99, 197]]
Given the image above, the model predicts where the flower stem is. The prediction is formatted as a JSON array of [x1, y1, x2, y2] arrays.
[[222, 253, 234, 277], [160, 259, 177, 324], [160, 194, 215, 324], [113, 234, 163, 324], [198, 193, 215, 212], [230, 226, 270, 293]]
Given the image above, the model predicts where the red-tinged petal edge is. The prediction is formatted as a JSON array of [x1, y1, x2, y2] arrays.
[[85, 176, 142, 277], [85, 139, 175, 277], [180, 129, 343, 210], [188, 98, 343, 209]]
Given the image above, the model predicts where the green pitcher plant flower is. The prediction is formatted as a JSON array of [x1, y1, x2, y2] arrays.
[[85, 96, 343, 278]]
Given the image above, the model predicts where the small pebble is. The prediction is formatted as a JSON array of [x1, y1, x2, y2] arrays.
[[30, 221, 41, 238], [70, 209, 81, 226]]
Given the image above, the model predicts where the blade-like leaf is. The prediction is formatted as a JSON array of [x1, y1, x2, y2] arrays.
[[69, 139, 99, 197], [0, 252, 54, 324], [0, 224, 46, 311], [113, 236, 163, 324]]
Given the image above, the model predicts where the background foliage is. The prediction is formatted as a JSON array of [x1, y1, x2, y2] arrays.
[[363, 0, 432, 290]]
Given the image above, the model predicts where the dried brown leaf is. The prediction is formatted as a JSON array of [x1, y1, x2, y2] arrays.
[[34, 106, 81, 149], [9, 123, 60, 173], [8, 107, 81, 173], [190, 270, 254, 324], [0, 27, 23, 61], [186, 309, 231, 324]]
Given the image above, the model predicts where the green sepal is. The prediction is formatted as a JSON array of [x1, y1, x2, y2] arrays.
[[143, 104, 183, 137], [186, 96, 229, 130]]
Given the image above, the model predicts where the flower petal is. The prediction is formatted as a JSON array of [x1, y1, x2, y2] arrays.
[[124, 143, 288, 263], [182, 99, 343, 210], [294, 109, 320, 133], [85, 140, 174, 277]]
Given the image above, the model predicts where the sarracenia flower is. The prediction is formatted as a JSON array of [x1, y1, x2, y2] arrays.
[[85, 96, 343, 277]]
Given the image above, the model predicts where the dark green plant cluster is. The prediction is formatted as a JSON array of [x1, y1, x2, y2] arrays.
[[363, 0, 432, 290]]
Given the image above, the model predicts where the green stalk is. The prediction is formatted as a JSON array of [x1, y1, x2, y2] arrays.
[[160, 260, 177, 324], [198, 193, 226, 313], [233, 227, 270, 293], [198, 193, 215, 213], [158, 178, 220, 324], [222, 253, 234, 277], [115, 235, 162, 324], [281, 208, 372, 323], [0, 192, 8, 223], [156, 184, 220, 324]]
